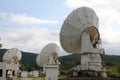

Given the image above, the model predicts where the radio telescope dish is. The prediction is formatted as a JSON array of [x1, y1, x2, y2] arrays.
[[36, 43, 59, 67], [3, 48, 22, 64], [60, 7, 100, 53], [60, 7, 107, 77]]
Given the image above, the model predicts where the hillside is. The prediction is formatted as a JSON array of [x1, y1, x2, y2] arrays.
[[59, 54, 120, 77], [0, 49, 120, 77]]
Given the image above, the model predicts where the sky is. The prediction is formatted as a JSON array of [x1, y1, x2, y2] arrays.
[[0, 0, 120, 56]]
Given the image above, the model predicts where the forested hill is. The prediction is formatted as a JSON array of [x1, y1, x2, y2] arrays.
[[0, 49, 120, 76], [0, 49, 120, 67], [59, 54, 120, 69], [59, 54, 120, 77]]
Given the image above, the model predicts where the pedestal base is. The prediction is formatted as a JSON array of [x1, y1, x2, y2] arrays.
[[72, 53, 107, 77], [45, 65, 59, 80], [0, 62, 18, 80]]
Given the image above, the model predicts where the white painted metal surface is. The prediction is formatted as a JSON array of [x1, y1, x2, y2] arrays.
[[60, 7, 99, 53], [36, 43, 59, 67], [3, 48, 22, 64]]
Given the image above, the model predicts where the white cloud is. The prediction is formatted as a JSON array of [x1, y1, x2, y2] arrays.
[[0, 13, 67, 56], [66, 0, 106, 7], [66, 0, 110, 8], [100, 29, 120, 43], [0, 13, 9, 21], [10, 14, 58, 25], [0, 27, 67, 56], [66, 0, 89, 7], [0, 28, 58, 53]]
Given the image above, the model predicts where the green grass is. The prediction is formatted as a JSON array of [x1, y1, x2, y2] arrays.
[[16, 78, 20, 80], [16, 77, 45, 80], [35, 77, 45, 80]]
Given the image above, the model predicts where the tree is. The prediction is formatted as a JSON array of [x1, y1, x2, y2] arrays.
[[0, 43, 2, 48], [0, 38, 2, 48]]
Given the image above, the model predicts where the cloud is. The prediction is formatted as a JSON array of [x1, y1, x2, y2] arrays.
[[0, 28, 57, 52], [10, 14, 58, 25], [66, 0, 111, 8], [66, 0, 91, 7], [0, 13, 67, 56], [0, 13, 9, 21], [100, 29, 120, 43]]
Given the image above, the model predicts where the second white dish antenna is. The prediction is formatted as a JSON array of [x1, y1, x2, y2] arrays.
[[36, 43, 59, 67]]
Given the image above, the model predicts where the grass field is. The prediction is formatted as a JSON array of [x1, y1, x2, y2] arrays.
[[16, 77, 45, 80], [35, 77, 45, 80]]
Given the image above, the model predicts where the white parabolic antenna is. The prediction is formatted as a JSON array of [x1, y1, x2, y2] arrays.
[[60, 7, 100, 53], [60, 7, 107, 77], [3, 48, 22, 64], [36, 43, 59, 67]]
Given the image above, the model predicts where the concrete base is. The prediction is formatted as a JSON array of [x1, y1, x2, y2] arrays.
[[21, 71, 28, 77], [45, 65, 59, 80], [72, 53, 107, 77], [33, 70, 39, 77], [0, 62, 18, 80], [80, 53, 103, 71]]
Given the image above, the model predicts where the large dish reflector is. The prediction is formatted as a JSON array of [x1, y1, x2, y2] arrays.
[[36, 43, 59, 67], [60, 7, 100, 53], [3, 48, 22, 64]]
